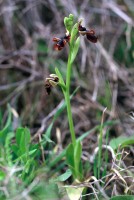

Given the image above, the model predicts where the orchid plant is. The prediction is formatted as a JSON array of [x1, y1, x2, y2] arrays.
[[45, 14, 98, 181]]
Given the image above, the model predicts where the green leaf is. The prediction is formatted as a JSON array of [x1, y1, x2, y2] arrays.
[[29, 143, 39, 157], [55, 67, 65, 84], [14, 149, 37, 162], [66, 143, 74, 167], [110, 195, 134, 200], [54, 169, 72, 182], [24, 159, 35, 174], [121, 138, 134, 148], [66, 141, 83, 180], [16, 127, 31, 154], [16, 127, 23, 147], [11, 144, 19, 156], [109, 136, 134, 150], [66, 143, 76, 178], [20, 128, 30, 153], [55, 67, 66, 92], [0, 104, 12, 143], [71, 37, 80, 64], [74, 141, 83, 179]]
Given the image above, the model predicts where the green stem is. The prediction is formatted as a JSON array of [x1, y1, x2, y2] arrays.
[[65, 94, 76, 145], [65, 46, 76, 146]]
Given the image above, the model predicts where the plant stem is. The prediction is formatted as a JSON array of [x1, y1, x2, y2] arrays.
[[65, 46, 76, 146], [65, 94, 76, 145]]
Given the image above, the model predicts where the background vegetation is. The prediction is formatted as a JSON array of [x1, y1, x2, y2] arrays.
[[0, 0, 134, 199]]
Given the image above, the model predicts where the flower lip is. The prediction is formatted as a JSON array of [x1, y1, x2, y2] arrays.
[[45, 80, 51, 95], [86, 30, 98, 43], [53, 34, 70, 51], [78, 23, 87, 34]]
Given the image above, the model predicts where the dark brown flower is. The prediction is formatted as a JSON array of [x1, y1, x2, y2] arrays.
[[78, 21, 98, 43], [53, 33, 70, 51], [45, 74, 59, 95]]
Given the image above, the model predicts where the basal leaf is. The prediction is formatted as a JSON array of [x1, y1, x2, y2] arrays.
[[109, 136, 134, 150], [66, 143, 76, 178], [66, 143, 74, 167], [74, 141, 83, 179]]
